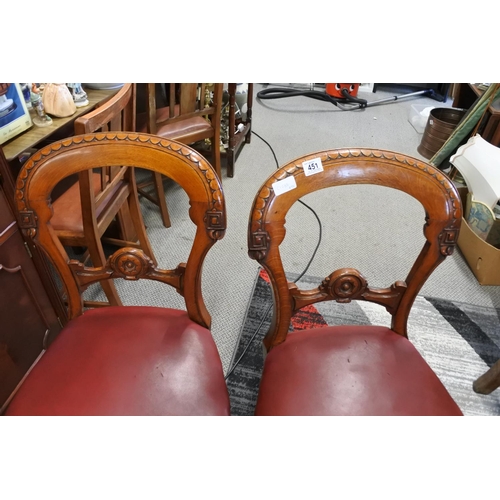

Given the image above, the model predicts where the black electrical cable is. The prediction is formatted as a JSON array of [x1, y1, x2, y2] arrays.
[[224, 131, 323, 380], [256, 86, 368, 109]]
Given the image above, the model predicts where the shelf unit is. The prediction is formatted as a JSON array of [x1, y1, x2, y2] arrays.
[[226, 83, 253, 178]]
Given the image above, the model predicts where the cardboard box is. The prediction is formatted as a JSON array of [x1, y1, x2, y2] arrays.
[[457, 186, 500, 285]]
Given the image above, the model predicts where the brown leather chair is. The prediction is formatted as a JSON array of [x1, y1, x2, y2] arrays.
[[5, 133, 229, 416], [50, 83, 154, 307], [136, 83, 223, 227], [248, 148, 464, 415]]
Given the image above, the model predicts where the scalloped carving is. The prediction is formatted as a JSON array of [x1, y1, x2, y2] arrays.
[[15, 133, 224, 221], [248, 148, 461, 261]]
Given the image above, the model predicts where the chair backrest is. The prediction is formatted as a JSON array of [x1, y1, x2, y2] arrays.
[[73, 83, 136, 231], [248, 148, 462, 351], [15, 133, 226, 325], [146, 83, 223, 134]]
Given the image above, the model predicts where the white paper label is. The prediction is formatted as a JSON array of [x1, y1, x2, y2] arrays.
[[272, 176, 297, 196], [302, 157, 324, 176]]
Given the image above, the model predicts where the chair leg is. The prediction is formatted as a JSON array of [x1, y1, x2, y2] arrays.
[[85, 236, 123, 307], [152, 172, 172, 228], [212, 131, 222, 181], [136, 171, 172, 229], [226, 147, 235, 179], [473, 359, 500, 394], [127, 188, 157, 267], [116, 203, 138, 242]]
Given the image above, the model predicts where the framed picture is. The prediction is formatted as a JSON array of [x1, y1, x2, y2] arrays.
[[0, 83, 33, 145]]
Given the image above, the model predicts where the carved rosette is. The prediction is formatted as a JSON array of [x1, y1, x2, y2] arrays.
[[319, 269, 368, 303], [109, 248, 154, 280]]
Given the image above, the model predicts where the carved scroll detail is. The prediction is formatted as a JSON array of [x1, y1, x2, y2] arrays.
[[69, 247, 185, 292], [248, 230, 271, 260], [319, 269, 367, 303], [289, 268, 407, 315], [18, 210, 37, 229], [439, 227, 460, 256], [108, 248, 155, 279], [204, 209, 225, 240]]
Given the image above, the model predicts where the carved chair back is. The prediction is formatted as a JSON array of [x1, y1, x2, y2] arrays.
[[16, 133, 226, 325], [248, 148, 462, 351], [134, 83, 224, 228], [73, 83, 136, 234], [51, 83, 153, 308], [147, 83, 222, 132], [144, 83, 223, 178]]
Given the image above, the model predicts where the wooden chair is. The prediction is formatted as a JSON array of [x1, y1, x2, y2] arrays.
[[50, 83, 155, 308], [5, 133, 229, 416], [136, 83, 223, 228], [248, 148, 464, 415]]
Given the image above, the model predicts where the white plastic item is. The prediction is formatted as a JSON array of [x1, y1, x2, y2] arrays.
[[408, 104, 434, 134], [450, 134, 500, 209]]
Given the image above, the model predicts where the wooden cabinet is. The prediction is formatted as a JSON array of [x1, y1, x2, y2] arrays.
[[226, 83, 253, 178], [453, 83, 500, 147], [0, 159, 62, 411], [0, 87, 122, 411]]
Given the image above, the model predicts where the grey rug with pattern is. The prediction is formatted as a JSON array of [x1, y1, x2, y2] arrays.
[[226, 269, 500, 416]]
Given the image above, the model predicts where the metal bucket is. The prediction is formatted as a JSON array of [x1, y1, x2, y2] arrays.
[[417, 107, 466, 159]]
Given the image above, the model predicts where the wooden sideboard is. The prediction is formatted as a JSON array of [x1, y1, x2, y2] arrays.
[[226, 83, 253, 178], [0, 170, 63, 411], [0, 87, 118, 411]]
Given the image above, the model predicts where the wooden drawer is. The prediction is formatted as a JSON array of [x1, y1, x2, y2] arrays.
[[0, 187, 15, 232], [0, 185, 62, 410]]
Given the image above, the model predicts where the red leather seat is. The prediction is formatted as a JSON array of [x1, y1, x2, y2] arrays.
[[6, 308, 229, 416], [255, 326, 462, 416]]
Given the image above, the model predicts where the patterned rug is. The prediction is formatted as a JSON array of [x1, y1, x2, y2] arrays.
[[226, 269, 500, 416]]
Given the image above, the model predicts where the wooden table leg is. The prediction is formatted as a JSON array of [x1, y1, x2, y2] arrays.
[[489, 116, 500, 147], [227, 83, 236, 178], [473, 359, 500, 394], [245, 83, 253, 145]]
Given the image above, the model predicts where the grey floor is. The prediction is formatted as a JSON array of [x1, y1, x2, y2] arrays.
[[101, 83, 500, 374]]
